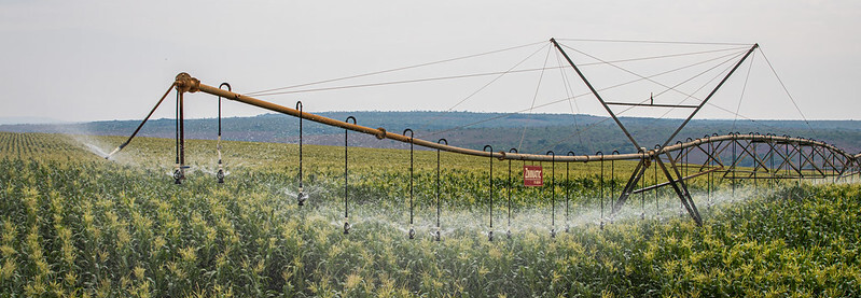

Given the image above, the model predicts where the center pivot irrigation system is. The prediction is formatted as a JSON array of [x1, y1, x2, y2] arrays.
[[106, 38, 861, 240]]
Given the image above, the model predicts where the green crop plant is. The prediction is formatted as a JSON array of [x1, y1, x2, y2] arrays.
[[0, 132, 858, 297]]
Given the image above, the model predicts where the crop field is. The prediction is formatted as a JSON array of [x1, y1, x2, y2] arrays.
[[1, 132, 859, 297]]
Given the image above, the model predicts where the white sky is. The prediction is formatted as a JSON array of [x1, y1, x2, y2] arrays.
[[1, 0, 859, 123]]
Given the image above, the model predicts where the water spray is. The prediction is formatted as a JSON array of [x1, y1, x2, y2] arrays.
[[297, 189, 308, 206], [216, 164, 225, 184], [344, 217, 351, 235], [173, 165, 185, 185], [105, 145, 123, 160], [106, 83, 176, 160]]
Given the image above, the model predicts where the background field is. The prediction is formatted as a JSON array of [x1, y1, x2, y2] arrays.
[[4, 112, 861, 155], [0, 132, 859, 297]]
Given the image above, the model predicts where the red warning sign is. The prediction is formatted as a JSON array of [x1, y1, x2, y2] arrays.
[[523, 165, 543, 187]]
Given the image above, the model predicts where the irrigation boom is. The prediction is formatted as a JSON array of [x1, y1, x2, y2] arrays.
[[107, 38, 861, 232]]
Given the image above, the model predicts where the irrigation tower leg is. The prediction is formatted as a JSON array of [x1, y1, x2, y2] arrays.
[[612, 158, 648, 214], [654, 157, 703, 226]]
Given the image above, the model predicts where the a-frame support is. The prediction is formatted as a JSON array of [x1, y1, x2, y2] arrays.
[[551, 38, 758, 226]]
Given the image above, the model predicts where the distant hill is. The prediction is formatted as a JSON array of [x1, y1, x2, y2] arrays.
[[2, 111, 860, 155]]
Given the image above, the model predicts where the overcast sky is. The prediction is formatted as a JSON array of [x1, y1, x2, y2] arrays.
[[1, 0, 859, 123]]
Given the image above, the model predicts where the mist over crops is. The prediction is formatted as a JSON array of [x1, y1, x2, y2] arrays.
[[1, 132, 859, 297]]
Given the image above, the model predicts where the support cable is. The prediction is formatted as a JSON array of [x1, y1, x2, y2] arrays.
[[427, 48, 745, 140], [250, 45, 743, 98], [555, 50, 585, 146], [758, 49, 813, 131], [731, 51, 756, 132], [552, 39, 642, 150], [419, 44, 552, 131], [539, 49, 750, 153], [440, 44, 551, 113], [518, 46, 552, 152], [643, 52, 744, 127], [247, 40, 547, 96], [560, 43, 748, 108], [657, 44, 759, 152], [562, 44, 763, 133]]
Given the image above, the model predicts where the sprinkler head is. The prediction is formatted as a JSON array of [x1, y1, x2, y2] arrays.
[[599, 221, 605, 230], [216, 168, 225, 184], [105, 146, 121, 160], [296, 192, 308, 206], [550, 228, 556, 239], [173, 168, 183, 185], [565, 225, 570, 233], [343, 221, 350, 234], [488, 231, 494, 242], [433, 230, 441, 242], [408, 227, 416, 239], [640, 212, 645, 220], [507, 229, 512, 239]]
